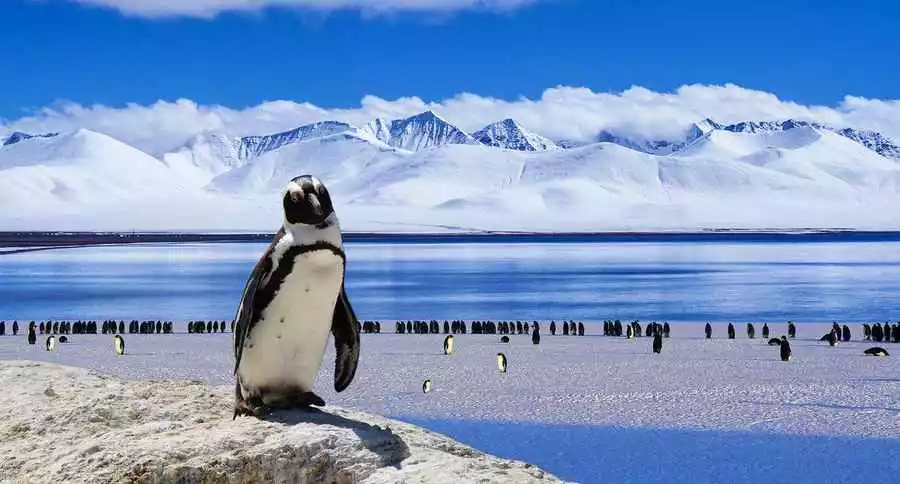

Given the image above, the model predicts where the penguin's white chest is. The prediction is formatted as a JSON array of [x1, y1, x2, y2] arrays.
[[238, 250, 344, 393]]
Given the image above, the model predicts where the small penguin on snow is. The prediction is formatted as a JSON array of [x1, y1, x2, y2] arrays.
[[705, 322, 712, 339], [422, 379, 433, 393], [531, 327, 540, 345], [500, 335, 510, 343], [864, 347, 889, 356], [767, 338, 781, 346], [27, 323, 36, 345], [652, 332, 662, 354], [59, 336, 68, 343], [443, 334, 454, 355], [45, 335, 56, 352], [496, 352, 508, 373], [114, 334, 125, 355], [232, 175, 360, 419], [779, 336, 791, 362]]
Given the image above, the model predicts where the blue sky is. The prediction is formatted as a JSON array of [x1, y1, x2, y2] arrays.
[[1, 0, 897, 121]]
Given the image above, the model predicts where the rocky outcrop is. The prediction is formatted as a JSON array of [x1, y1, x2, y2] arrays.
[[0, 361, 562, 484]]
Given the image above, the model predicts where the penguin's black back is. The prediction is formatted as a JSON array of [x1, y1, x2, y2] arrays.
[[652, 333, 662, 354], [780, 338, 791, 361], [864, 347, 889, 356]]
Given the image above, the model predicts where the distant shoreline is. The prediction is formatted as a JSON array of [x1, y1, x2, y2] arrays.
[[3, 229, 900, 251]]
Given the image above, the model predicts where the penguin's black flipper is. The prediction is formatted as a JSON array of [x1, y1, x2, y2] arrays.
[[331, 285, 360, 392], [232, 230, 282, 375]]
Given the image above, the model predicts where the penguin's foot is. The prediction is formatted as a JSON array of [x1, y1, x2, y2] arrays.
[[233, 395, 270, 420]]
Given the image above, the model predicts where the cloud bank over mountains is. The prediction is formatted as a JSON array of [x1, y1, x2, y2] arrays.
[[3, 84, 900, 157], [63, 0, 541, 18]]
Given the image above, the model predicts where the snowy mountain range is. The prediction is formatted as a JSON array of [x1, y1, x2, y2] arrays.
[[2, 110, 900, 232]]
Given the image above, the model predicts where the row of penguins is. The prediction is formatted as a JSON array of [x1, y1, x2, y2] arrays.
[[19, 321, 127, 356], [392, 319, 587, 336], [4, 318, 893, 357]]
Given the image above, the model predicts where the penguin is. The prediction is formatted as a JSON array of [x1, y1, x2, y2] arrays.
[[496, 352, 508, 373], [787, 321, 796, 339], [114, 334, 125, 355], [747, 323, 755, 339], [500, 335, 510, 343], [549, 321, 556, 336], [443, 334, 454, 355], [531, 327, 540, 345], [762, 323, 769, 339], [13, 321, 19, 336], [767, 337, 781, 346], [232, 175, 361, 419], [863, 347, 889, 356], [58, 336, 68, 343], [705, 322, 712, 339], [626, 324, 634, 339], [652, 332, 662, 354], [27, 323, 36, 345], [422, 379, 433, 393], [779, 336, 791, 362], [578, 322, 585, 336], [841, 324, 851, 342], [45, 335, 56, 351], [727, 323, 735, 339]]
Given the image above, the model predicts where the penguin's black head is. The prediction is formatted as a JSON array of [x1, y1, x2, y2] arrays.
[[282, 175, 335, 227]]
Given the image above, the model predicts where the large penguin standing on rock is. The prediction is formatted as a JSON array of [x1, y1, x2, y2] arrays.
[[232, 175, 361, 419]]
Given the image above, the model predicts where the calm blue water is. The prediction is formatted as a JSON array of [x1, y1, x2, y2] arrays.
[[2, 236, 900, 322]]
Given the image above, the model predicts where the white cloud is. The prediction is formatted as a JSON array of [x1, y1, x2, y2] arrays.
[[64, 0, 540, 18], [3, 84, 900, 154]]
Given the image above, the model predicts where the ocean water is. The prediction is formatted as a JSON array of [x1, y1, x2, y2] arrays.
[[2, 235, 900, 323]]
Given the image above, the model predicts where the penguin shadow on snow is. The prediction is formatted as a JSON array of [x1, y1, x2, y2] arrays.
[[263, 407, 409, 465]]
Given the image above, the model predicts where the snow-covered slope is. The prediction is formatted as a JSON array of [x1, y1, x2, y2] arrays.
[[3, 113, 900, 232], [473, 119, 559, 151]]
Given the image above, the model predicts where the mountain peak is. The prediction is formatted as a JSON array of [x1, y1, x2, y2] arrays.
[[2, 131, 60, 147], [473, 118, 559, 152], [382, 110, 479, 152]]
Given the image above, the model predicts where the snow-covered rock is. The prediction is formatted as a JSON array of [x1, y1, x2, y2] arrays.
[[473, 119, 559, 151], [0, 361, 562, 484]]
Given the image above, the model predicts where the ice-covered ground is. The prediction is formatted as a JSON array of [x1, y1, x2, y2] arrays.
[[2, 323, 899, 483]]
